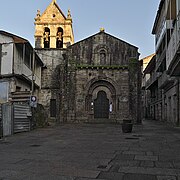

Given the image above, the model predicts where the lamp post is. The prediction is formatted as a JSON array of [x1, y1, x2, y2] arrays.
[[30, 50, 36, 129]]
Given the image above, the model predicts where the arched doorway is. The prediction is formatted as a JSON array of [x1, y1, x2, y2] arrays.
[[94, 91, 109, 118]]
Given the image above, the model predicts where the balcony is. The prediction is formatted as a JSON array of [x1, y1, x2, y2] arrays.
[[166, 20, 180, 71], [156, 48, 166, 71], [146, 72, 161, 90], [155, 20, 173, 50], [158, 71, 175, 89]]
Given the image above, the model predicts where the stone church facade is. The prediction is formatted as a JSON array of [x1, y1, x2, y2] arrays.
[[35, 0, 142, 124]]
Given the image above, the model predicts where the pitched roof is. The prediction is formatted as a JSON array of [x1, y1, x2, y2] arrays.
[[0, 30, 27, 43], [70, 30, 138, 49], [0, 30, 44, 66], [143, 55, 156, 74], [152, 0, 165, 34], [41, 0, 66, 20]]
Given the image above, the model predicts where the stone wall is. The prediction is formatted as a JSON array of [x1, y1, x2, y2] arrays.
[[36, 31, 141, 124], [36, 49, 66, 123], [70, 31, 138, 66], [163, 80, 179, 125], [66, 31, 141, 123], [34, 1, 74, 49], [128, 58, 142, 123], [73, 68, 130, 123]]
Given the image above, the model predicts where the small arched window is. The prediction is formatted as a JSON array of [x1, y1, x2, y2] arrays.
[[99, 49, 106, 65], [56, 27, 63, 48], [44, 27, 50, 48]]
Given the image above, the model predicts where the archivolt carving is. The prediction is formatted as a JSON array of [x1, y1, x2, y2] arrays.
[[85, 79, 117, 112], [94, 44, 111, 54], [85, 77, 117, 95]]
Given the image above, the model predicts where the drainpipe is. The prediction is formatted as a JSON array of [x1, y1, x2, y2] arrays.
[[177, 78, 180, 126], [22, 43, 26, 76]]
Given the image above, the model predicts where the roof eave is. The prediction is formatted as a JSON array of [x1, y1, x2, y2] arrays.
[[152, 0, 165, 34], [0, 30, 28, 44]]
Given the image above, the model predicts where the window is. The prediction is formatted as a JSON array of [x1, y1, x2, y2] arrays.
[[44, 27, 50, 48], [99, 49, 106, 65], [16, 86, 21, 92], [50, 99, 56, 117], [56, 27, 63, 48]]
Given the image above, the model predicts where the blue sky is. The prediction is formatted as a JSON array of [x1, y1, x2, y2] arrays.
[[0, 0, 160, 58]]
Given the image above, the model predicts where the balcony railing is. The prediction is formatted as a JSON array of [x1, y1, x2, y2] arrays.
[[156, 48, 166, 71], [156, 20, 173, 50], [166, 19, 180, 70], [158, 71, 175, 89]]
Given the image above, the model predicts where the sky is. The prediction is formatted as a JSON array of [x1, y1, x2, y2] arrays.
[[0, 0, 160, 59]]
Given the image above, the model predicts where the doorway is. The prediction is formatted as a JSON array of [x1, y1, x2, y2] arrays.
[[94, 91, 109, 118]]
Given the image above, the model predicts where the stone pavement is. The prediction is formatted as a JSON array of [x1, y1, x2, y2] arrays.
[[0, 120, 180, 180]]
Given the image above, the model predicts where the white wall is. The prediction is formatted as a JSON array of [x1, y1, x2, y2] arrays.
[[0, 34, 13, 74]]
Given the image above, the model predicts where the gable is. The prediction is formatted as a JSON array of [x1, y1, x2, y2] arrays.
[[71, 31, 138, 50], [40, 1, 66, 23], [69, 31, 139, 66]]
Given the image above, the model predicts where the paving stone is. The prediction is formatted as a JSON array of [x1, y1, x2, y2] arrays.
[[140, 160, 155, 168], [1, 121, 180, 179], [96, 164, 112, 172], [26, 162, 100, 179], [24, 175, 75, 180], [123, 173, 157, 180], [111, 160, 140, 167], [114, 154, 134, 160], [122, 150, 146, 155], [76, 178, 105, 180], [118, 167, 179, 176], [115, 150, 123, 154], [146, 151, 154, 156], [0, 170, 27, 179], [157, 176, 177, 180], [155, 162, 174, 168], [173, 162, 180, 169], [129, 147, 149, 152], [109, 164, 120, 172], [97, 172, 124, 180], [135, 155, 158, 161], [159, 155, 180, 162], [116, 147, 129, 151], [89, 152, 116, 159], [55, 168, 100, 178]]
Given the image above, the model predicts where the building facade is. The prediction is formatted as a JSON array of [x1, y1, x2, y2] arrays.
[[0, 30, 43, 103], [143, 0, 180, 126], [141, 54, 155, 119], [35, 0, 142, 124], [0, 31, 44, 136], [34, 0, 74, 49]]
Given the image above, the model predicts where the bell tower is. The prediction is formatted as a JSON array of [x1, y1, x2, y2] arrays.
[[34, 0, 74, 49]]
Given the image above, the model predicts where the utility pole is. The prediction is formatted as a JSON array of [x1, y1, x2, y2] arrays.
[[0, 43, 1, 85], [31, 50, 35, 129], [0, 46, 2, 137], [31, 50, 35, 96]]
